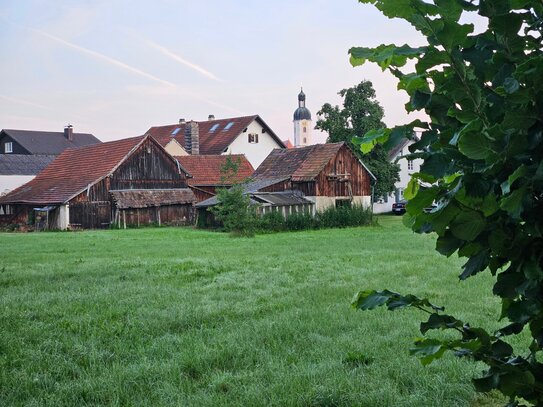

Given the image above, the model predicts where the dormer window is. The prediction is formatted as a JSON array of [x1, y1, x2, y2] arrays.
[[248, 133, 259, 143], [4, 142, 13, 153]]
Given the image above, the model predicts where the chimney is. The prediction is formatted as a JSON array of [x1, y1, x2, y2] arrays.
[[184, 121, 199, 155], [64, 124, 73, 141], [179, 118, 186, 124], [208, 114, 215, 121]]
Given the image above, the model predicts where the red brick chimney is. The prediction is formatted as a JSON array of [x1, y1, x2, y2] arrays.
[[64, 125, 73, 141]]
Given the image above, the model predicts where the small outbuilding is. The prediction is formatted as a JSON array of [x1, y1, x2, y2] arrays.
[[0, 135, 195, 230], [251, 142, 376, 211]]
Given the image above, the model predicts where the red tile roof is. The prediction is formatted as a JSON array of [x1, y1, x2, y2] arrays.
[[0, 136, 147, 205], [147, 115, 285, 155], [253, 142, 345, 181], [176, 154, 254, 186]]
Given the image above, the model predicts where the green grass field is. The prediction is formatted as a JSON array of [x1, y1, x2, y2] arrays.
[[1, 217, 507, 406]]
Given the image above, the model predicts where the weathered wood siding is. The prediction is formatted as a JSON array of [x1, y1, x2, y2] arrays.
[[190, 186, 216, 203], [316, 145, 371, 197], [117, 205, 193, 227], [69, 201, 111, 229], [111, 138, 187, 190]]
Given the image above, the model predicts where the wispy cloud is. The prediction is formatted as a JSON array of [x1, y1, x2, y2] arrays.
[[145, 39, 221, 82], [0, 94, 51, 110], [30, 28, 177, 88]]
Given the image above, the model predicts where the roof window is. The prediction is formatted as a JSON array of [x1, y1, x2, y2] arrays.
[[210, 124, 220, 133], [223, 122, 234, 131], [171, 128, 181, 136]]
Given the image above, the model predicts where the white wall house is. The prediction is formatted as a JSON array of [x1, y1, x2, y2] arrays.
[[373, 139, 424, 214]]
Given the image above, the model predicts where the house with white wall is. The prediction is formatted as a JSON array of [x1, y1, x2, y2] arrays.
[[373, 138, 424, 214], [146, 115, 285, 168]]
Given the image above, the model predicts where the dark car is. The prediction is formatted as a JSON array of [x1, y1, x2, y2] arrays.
[[392, 200, 407, 215]]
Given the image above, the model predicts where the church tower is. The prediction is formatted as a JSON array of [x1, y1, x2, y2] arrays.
[[293, 88, 312, 147]]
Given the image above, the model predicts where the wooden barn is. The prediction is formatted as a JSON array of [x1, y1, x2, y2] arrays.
[[0, 135, 195, 230], [175, 154, 254, 202], [251, 142, 376, 211]]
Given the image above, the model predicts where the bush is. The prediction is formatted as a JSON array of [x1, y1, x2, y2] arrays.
[[258, 211, 285, 232], [317, 205, 373, 229], [284, 211, 316, 231]]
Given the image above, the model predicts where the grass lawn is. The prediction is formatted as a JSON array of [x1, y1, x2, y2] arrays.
[[0, 216, 509, 406]]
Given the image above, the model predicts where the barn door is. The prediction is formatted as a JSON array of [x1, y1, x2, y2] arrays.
[[69, 201, 112, 229]]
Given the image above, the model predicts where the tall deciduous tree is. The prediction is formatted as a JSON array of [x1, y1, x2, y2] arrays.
[[349, 0, 543, 405], [316, 81, 400, 200]]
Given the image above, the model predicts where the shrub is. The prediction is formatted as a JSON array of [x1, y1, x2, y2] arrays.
[[258, 211, 285, 232], [284, 211, 316, 231], [317, 204, 373, 228]]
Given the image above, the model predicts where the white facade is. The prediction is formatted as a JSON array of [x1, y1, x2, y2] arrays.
[[373, 140, 423, 214], [0, 175, 35, 196], [294, 119, 312, 148], [306, 195, 372, 212], [225, 119, 281, 168], [164, 139, 188, 156]]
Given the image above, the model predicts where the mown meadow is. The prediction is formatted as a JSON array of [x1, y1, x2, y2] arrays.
[[1, 217, 508, 406]]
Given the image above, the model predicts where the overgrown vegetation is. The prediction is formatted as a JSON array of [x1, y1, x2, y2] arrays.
[[0, 218, 507, 406], [256, 204, 374, 232], [350, 0, 543, 405]]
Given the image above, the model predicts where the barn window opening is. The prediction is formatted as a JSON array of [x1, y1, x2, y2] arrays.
[[5, 142, 13, 153]]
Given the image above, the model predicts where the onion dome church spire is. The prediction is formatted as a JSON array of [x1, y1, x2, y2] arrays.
[[293, 88, 312, 147]]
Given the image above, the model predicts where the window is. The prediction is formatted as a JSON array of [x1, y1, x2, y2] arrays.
[[0, 204, 13, 215], [210, 124, 220, 132], [4, 142, 13, 153], [407, 160, 414, 171], [303, 138, 307, 144], [223, 122, 234, 131], [171, 128, 181, 136], [248, 133, 259, 143], [303, 127, 307, 133], [335, 199, 352, 208]]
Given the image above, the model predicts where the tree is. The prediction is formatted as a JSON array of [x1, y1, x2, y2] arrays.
[[316, 80, 400, 199], [348, 1, 543, 405], [209, 156, 256, 236]]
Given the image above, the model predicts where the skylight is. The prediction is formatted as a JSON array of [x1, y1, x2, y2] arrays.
[[223, 122, 234, 131], [171, 127, 181, 136], [210, 124, 220, 132]]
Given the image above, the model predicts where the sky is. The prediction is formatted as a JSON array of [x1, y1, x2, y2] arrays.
[[0, 0, 429, 144]]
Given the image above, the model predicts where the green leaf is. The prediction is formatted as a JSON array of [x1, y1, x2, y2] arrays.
[[410, 338, 446, 366], [411, 90, 431, 110], [499, 187, 526, 219], [501, 165, 527, 195], [450, 211, 486, 241], [458, 130, 494, 160], [420, 313, 463, 334], [351, 290, 390, 310], [436, 233, 462, 257], [349, 44, 425, 69], [406, 187, 438, 215], [460, 250, 489, 280], [353, 128, 390, 154], [404, 178, 420, 200]]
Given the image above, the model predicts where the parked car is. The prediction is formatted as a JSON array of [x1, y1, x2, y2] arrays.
[[392, 200, 407, 215]]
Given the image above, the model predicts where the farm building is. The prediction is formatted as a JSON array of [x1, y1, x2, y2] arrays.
[[146, 115, 285, 168], [196, 142, 375, 221], [0, 126, 101, 194], [176, 154, 254, 202], [251, 142, 376, 211], [0, 135, 195, 230]]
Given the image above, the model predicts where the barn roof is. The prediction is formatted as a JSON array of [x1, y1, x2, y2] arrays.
[[1, 129, 101, 154], [110, 189, 195, 209], [147, 115, 285, 155], [253, 142, 376, 183], [0, 154, 56, 175], [175, 154, 254, 186], [0, 135, 172, 205], [253, 142, 346, 181]]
